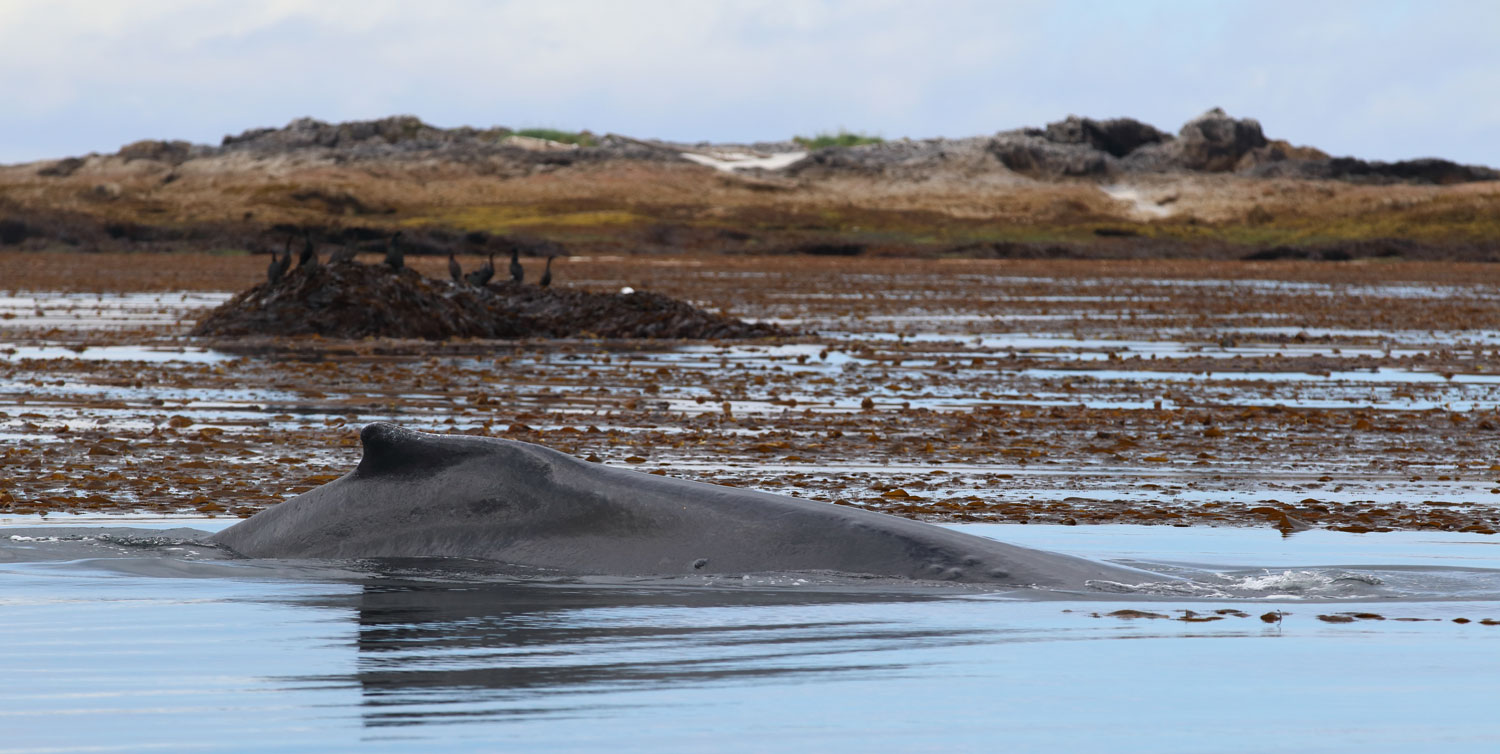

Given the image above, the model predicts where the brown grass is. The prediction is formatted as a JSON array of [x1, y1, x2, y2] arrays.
[[3, 155, 1498, 255]]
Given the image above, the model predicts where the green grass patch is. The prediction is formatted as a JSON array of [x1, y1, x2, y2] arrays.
[[514, 128, 598, 147], [411, 205, 643, 234], [793, 130, 884, 149]]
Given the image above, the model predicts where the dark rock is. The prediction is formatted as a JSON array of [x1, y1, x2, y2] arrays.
[[1247, 155, 1500, 184], [1242, 246, 1310, 261], [0, 219, 29, 245], [209, 116, 685, 169], [37, 157, 86, 177], [989, 135, 1113, 178], [191, 261, 781, 340], [794, 243, 864, 256], [1372, 158, 1498, 184], [1242, 239, 1424, 262], [1174, 107, 1268, 171], [1043, 116, 1171, 157], [103, 222, 151, 242], [221, 115, 452, 152]]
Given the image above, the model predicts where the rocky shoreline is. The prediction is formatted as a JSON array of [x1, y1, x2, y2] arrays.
[[2, 109, 1496, 261]]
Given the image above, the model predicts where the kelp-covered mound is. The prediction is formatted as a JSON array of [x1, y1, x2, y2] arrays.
[[191, 261, 780, 340]]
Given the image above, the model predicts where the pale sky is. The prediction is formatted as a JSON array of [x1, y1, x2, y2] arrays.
[[2, 0, 1496, 166]]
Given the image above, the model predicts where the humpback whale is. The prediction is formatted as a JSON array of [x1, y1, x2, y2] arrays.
[[212, 424, 1156, 588]]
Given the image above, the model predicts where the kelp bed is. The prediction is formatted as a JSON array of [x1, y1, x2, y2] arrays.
[[191, 260, 779, 340], [2, 252, 1499, 533]]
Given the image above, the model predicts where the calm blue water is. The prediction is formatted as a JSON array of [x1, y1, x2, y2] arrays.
[[3, 521, 1499, 753]]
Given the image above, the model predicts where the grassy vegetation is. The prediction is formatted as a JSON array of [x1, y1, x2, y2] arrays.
[[1139, 193, 1500, 246], [414, 204, 642, 234], [793, 130, 884, 149], [513, 128, 598, 147]]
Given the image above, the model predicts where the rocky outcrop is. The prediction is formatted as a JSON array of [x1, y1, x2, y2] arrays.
[[798, 107, 1496, 185], [211, 115, 686, 167], [988, 135, 1112, 178], [1172, 107, 1269, 171], [220, 115, 461, 152], [785, 137, 1001, 179], [818, 110, 1278, 180], [799, 116, 1170, 180], [1114, 109, 1269, 173], [27, 111, 1498, 187], [1042, 116, 1172, 158], [36, 157, 87, 177], [1246, 155, 1500, 184]]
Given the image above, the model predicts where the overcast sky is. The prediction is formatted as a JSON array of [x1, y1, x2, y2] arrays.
[[2, 0, 1495, 165]]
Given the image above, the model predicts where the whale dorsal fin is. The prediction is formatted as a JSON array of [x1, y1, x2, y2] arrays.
[[355, 423, 475, 479]]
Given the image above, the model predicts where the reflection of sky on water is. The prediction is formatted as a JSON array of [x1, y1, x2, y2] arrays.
[[0, 344, 231, 362], [0, 292, 231, 330], [3, 522, 1500, 752]]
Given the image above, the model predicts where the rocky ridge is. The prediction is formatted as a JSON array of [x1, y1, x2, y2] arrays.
[[28, 109, 1497, 187], [789, 108, 1497, 185], [7, 110, 1498, 263], [35, 115, 684, 180]]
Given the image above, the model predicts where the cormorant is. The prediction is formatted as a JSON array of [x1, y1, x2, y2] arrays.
[[266, 240, 291, 285], [509, 248, 524, 283], [297, 230, 319, 269], [539, 255, 554, 287], [384, 231, 404, 271], [465, 253, 495, 287], [448, 252, 462, 282]]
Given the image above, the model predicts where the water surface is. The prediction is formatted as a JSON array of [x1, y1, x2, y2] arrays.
[[4, 521, 1498, 753]]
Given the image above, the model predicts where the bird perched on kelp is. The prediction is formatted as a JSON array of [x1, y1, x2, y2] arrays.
[[465, 253, 495, 287], [539, 255, 554, 287], [509, 248, 524, 283], [298, 230, 319, 269], [448, 252, 462, 282], [384, 231, 404, 271], [266, 240, 291, 285]]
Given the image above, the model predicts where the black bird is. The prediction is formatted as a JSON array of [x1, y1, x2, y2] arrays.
[[448, 252, 462, 282], [465, 253, 495, 287], [539, 255, 554, 287], [297, 230, 319, 269], [266, 240, 291, 285], [509, 248, 524, 283], [330, 239, 357, 264], [384, 231, 404, 271]]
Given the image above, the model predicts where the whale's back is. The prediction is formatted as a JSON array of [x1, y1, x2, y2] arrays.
[[212, 423, 1154, 588]]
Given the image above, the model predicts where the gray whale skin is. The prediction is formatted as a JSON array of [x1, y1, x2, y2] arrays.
[[212, 423, 1148, 588]]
